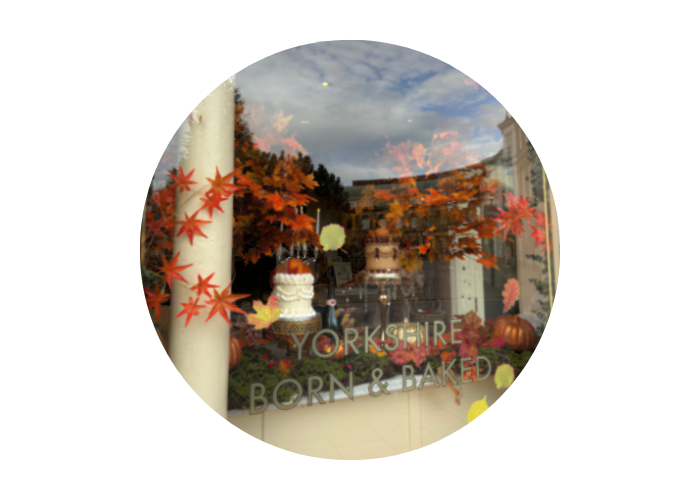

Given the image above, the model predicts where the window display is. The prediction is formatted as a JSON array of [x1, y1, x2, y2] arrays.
[[141, 40, 559, 459]]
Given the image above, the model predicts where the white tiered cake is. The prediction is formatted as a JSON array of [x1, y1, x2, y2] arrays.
[[269, 259, 316, 319], [269, 258, 322, 349]]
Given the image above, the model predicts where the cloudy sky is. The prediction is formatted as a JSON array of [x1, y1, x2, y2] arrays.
[[155, 41, 508, 188]]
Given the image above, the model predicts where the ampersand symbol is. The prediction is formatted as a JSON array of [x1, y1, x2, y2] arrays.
[[369, 368, 390, 396]]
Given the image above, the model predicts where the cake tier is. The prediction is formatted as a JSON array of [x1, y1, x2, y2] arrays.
[[272, 314, 322, 339], [272, 272, 316, 319], [365, 242, 401, 272]]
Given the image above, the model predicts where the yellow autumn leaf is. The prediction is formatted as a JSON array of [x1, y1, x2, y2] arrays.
[[341, 313, 355, 328], [467, 396, 489, 423], [246, 295, 281, 330], [270, 110, 293, 133], [389, 200, 404, 219]]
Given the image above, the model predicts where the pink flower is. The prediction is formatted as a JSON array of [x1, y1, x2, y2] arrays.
[[262, 354, 268, 360], [266, 361, 278, 368]]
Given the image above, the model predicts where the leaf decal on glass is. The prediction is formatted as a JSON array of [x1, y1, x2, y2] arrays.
[[320, 223, 346, 251], [502, 278, 520, 313], [467, 396, 489, 423], [246, 295, 281, 330], [494, 364, 515, 389]]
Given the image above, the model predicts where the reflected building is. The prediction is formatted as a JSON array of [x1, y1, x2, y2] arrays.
[[325, 112, 559, 327]]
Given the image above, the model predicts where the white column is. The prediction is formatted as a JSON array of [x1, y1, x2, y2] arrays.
[[169, 77, 235, 417]]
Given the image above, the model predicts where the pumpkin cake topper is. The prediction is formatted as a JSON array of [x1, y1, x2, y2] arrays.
[[268, 258, 313, 288]]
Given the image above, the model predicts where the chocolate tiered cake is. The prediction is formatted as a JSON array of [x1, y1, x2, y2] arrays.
[[364, 228, 401, 274]]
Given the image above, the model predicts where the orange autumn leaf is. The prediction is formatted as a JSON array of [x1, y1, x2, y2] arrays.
[[199, 192, 227, 218], [288, 212, 316, 232], [175, 211, 212, 245], [205, 166, 236, 198], [388, 200, 404, 219], [302, 172, 319, 189], [144, 284, 169, 322], [476, 253, 499, 270], [429, 331, 451, 350], [374, 189, 396, 201], [462, 310, 483, 332], [369, 344, 386, 357], [502, 278, 520, 313], [205, 282, 249, 327], [279, 359, 293, 377], [158, 251, 192, 289], [417, 236, 433, 255], [175, 296, 206, 326], [267, 192, 286, 211], [167, 165, 197, 193], [440, 350, 456, 363], [246, 295, 281, 330], [190, 273, 218, 299]]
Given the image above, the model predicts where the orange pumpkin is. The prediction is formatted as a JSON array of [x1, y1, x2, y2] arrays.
[[494, 315, 536, 351], [229, 334, 243, 370]]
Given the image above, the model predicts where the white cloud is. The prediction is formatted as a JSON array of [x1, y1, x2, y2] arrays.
[[154, 41, 511, 184]]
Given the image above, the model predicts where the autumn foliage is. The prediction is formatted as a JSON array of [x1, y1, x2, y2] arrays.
[[141, 89, 320, 327], [355, 132, 501, 272]]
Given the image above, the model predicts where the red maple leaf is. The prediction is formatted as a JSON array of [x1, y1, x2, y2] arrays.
[[158, 251, 192, 289], [190, 273, 219, 299], [199, 192, 227, 218], [492, 208, 524, 239], [144, 284, 169, 321], [175, 211, 212, 245], [205, 166, 236, 198], [529, 224, 548, 248], [167, 165, 197, 193], [175, 296, 206, 326], [205, 282, 250, 327]]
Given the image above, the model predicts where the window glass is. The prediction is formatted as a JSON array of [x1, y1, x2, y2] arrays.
[[142, 41, 559, 459]]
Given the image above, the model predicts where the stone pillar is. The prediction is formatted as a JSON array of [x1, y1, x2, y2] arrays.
[[169, 77, 235, 417]]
